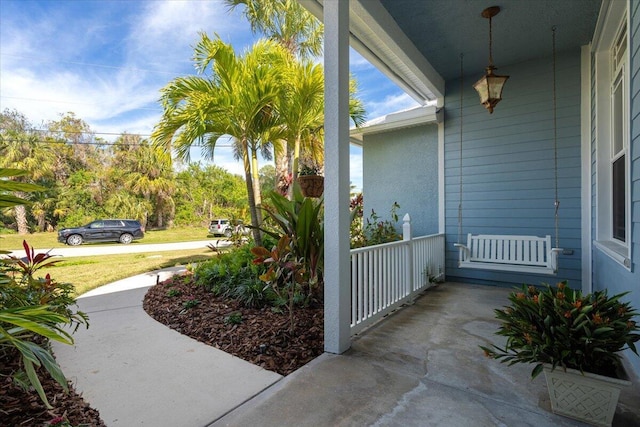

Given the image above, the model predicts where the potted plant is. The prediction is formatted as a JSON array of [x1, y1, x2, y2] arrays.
[[480, 281, 640, 427], [297, 162, 324, 198]]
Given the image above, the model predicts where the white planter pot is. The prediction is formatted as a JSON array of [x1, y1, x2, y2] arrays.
[[543, 364, 630, 427]]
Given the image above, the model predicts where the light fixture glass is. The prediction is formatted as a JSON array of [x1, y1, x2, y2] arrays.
[[473, 6, 509, 114]]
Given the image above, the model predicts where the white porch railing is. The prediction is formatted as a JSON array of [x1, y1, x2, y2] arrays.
[[350, 214, 445, 335]]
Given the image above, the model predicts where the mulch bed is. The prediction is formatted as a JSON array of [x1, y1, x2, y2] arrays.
[[0, 347, 106, 427], [142, 273, 324, 376], [2, 272, 323, 426]]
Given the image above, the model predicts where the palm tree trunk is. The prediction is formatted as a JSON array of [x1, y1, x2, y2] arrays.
[[14, 193, 29, 234], [242, 142, 263, 246], [274, 143, 290, 195]]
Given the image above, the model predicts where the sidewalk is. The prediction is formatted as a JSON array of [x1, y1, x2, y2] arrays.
[[52, 269, 281, 426]]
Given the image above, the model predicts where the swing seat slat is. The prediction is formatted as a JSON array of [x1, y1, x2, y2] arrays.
[[454, 234, 561, 275]]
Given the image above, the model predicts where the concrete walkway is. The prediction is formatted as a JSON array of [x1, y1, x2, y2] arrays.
[[54, 277, 640, 426], [215, 283, 640, 427], [52, 269, 281, 426]]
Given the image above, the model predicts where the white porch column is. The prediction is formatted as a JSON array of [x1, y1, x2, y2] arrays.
[[323, 0, 351, 354]]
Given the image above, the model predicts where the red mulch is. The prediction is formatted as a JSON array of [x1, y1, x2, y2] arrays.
[[0, 346, 106, 427], [142, 273, 324, 376]]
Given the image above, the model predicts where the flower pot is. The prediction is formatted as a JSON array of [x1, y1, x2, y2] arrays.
[[298, 175, 324, 197], [543, 364, 630, 427]]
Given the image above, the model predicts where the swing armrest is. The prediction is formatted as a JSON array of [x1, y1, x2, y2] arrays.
[[454, 243, 470, 261], [549, 248, 563, 272]]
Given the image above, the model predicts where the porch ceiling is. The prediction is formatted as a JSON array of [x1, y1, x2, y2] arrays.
[[301, 0, 602, 104], [379, 0, 602, 81]]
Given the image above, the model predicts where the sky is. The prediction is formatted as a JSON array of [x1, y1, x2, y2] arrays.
[[0, 0, 419, 190]]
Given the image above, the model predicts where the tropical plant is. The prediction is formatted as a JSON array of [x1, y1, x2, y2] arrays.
[[480, 281, 640, 379], [0, 241, 89, 408], [252, 235, 306, 332], [195, 244, 272, 308], [259, 185, 324, 290], [152, 34, 291, 246], [225, 0, 366, 196], [0, 110, 53, 234], [298, 159, 321, 176], [350, 201, 402, 248]]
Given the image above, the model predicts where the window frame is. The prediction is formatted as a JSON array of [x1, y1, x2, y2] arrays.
[[593, 3, 631, 270]]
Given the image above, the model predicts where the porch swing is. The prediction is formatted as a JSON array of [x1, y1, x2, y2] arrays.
[[454, 27, 563, 275]]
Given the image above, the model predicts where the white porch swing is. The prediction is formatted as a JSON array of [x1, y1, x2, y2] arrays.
[[454, 27, 562, 275]]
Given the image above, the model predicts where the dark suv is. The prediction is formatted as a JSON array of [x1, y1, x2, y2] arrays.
[[58, 219, 144, 246]]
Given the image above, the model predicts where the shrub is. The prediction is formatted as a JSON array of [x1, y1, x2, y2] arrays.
[[481, 281, 640, 379], [0, 241, 88, 408], [194, 245, 272, 308]]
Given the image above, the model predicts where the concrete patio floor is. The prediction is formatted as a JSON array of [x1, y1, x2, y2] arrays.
[[215, 282, 640, 427]]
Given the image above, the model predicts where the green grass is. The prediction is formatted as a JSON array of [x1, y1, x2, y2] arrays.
[[39, 249, 215, 296], [1, 226, 226, 296], [0, 226, 211, 250]]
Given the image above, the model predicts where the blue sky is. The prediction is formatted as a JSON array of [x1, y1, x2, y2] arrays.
[[0, 0, 418, 189]]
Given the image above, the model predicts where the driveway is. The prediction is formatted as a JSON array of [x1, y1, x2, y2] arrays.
[[5, 239, 234, 258]]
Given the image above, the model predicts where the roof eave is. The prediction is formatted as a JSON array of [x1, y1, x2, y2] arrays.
[[300, 0, 445, 105]]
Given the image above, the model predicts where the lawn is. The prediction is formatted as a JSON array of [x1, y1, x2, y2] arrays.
[[1, 227, 219, 296]]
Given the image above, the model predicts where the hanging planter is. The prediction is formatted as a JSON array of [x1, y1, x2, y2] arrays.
[[298, 174, 324, 198], [544, 365, 630, 427], [298, 162, 324, 198]]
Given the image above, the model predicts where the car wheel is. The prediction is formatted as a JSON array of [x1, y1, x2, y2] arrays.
[[224, 228, 233, 238], [119, 233, 133, 244], [67, 234, 83, 246]]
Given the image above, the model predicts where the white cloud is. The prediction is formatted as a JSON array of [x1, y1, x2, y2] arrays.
[[364, 92, 420, 121]]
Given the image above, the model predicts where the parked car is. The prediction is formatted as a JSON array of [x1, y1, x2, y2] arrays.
[[58, 219, 144, 246], [208, 219, 248, 237]]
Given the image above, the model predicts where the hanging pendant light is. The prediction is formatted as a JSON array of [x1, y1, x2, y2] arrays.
[[473, 6, 509, 114]]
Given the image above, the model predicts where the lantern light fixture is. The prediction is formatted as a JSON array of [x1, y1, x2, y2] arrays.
[[473, 6, 509, 114]]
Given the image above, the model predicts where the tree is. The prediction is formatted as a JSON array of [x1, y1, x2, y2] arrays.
[[226, 0, 366, 195], [152, 34, 289, 246], [226, 0, 323, 59], [0, 110, 53, 234], [110, 135, 176, 228]]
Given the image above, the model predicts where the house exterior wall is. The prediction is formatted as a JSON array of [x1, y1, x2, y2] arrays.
[[362, 124, 439, 237], [444, 50, 583, 288], [591, 0, 640, 376]]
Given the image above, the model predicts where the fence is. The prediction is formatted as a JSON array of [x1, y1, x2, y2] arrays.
[[350, 214, 445, 335]]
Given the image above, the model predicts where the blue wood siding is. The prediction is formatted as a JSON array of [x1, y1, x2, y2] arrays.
[[592, 0, 640, 377], [362, 124, 439, 237], [444, 50, 583, 288]]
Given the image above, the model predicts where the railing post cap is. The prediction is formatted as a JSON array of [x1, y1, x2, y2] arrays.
[[403, 213, 411, 222]]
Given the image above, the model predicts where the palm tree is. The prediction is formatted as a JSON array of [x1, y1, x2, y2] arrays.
[[226, 0, 323, 60], [152, 34, 288, 245], [226, 0, 366, 194], [0, 110, 53, 234]]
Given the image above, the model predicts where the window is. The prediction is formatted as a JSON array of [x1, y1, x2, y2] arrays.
[[594, 5, 630, 268]]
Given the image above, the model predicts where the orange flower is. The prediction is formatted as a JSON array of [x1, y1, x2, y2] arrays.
[[516, 292, 526, 300], [618, 306, 628, 315], [564, 311, 572, 318], [532, 295, 539, 304], [573, 300, 582, 309], [557, 281, 566, 290], [556, 292, 565, 300], [592, 313, 603, 324], [524, 333, 533, 345], [627, 321, 636, 329]]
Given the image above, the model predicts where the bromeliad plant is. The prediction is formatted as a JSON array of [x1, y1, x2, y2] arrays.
[[481, 281, 640, 379], [0, 241, 89, 408]]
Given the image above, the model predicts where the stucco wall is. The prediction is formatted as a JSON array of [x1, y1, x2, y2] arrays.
[[443, 50, 583, 288], [361, 123, 439, 237]]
